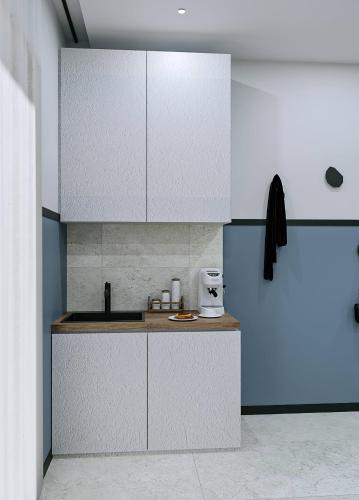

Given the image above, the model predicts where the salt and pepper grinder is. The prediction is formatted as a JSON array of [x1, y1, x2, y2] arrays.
[[152, 298, 161, 310], [171, 278, 181, 309], [161, 289, 171, 310]]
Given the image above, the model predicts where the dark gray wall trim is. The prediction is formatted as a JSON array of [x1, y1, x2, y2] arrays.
[[42, 207, 60, 221], [43, 449, 53, 477], [228, 219, 265, 225], [242, 403, 359, 415], [228, 219, 359, 226]]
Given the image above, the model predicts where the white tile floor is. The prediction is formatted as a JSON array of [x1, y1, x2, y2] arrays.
[[41, 412, 359, 500]]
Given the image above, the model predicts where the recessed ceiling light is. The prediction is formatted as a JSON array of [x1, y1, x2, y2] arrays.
[[178, 8, 186, 15]]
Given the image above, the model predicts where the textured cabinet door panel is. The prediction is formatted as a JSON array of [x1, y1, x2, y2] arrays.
[[147, 51, 231, 222], [60, 49, 146, 221], [148, 330, 241, 451], [52, 332, 147, 454]]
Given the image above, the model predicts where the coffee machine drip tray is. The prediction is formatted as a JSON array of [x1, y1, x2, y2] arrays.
[[199, 306, 225, 318]]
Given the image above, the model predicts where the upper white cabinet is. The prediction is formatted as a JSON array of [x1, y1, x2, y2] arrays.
[[147, 51, 231, 223], [60, 49, 231, 222], [60, 49, 147, 222]]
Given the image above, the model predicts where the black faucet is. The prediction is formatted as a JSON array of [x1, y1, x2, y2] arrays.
[[104, 282, 111, 314]]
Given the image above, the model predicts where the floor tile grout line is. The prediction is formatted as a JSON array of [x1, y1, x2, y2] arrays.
[[192, 453, 206, 500]]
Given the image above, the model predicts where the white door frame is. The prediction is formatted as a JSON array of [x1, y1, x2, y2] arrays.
[[0, 0, 42, 498]]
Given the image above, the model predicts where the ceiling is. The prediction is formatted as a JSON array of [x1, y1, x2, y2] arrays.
[[61, 0, 359, 63]]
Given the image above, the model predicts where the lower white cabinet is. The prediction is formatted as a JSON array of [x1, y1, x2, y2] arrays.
[[52, 332, 147, 454], [148, 330, 241, 451], [52, 329, 241, 454]]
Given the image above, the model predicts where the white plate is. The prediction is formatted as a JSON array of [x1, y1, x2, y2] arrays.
[[198, 313, 222, 318], [168, 315, 198, 322]]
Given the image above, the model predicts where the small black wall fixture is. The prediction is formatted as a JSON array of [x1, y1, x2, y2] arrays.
[[354, 304, 359, 323], [325, 166, 343, 188]]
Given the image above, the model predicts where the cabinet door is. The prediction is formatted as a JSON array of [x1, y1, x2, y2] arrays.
[[148, 330, 241, 451], [147, 51, 231, 222], [60, 49, 146, 222], [52, 332, 147, 454]]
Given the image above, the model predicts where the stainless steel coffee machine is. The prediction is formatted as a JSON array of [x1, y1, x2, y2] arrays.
[[198, 268, 224, 317]]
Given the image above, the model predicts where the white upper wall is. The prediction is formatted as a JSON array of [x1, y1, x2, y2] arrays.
[[231, 61, 359, 219], [41, 0, 65, 212]]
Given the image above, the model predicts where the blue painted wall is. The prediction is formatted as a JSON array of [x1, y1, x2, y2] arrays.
[[43, 216, 66, 461], [224, 225, 359, 406]]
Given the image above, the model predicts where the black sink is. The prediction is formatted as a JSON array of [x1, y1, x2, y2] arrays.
[[63, 311, 144, 323]]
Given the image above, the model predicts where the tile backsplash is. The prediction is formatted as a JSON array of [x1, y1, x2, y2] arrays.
[[67, 223, 223, 311]]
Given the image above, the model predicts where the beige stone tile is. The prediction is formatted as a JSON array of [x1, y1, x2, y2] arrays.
[[40, 454, 203, 500], [194, 447, 295, 500], [279, 497, 359, 500], [188, 267, 200, 310], [67, 267, 102, 311], [67, 223, 102, 244], [189, 224, 223, 269], [245, 412, 359, 447], [102, 223, 190, 245], [67, 244, 102, 268], [102, 267, 190, 311], [102, 243, 189, 268], [195, 414, 359, 499], [67, 223, 222, 312], [41, 414, 359, 500]]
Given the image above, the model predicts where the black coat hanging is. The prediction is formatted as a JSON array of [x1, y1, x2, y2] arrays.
[[264, 174, 287, 281]]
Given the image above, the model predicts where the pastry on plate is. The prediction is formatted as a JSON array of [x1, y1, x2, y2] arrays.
[[175, 312, 194, 320]]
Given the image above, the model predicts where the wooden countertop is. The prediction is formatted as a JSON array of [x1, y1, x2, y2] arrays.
[[52, 311, 240, 333], [145, 311, 240, 332]]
